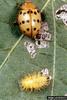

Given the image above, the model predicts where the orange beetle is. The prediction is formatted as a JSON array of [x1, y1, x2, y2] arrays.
[[17, 0, 42, 38]]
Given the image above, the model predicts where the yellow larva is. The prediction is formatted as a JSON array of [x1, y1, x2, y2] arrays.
[[19, 68, 52, 91]]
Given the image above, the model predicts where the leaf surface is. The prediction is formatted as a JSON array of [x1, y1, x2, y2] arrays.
[[0, 0, 67, 100]]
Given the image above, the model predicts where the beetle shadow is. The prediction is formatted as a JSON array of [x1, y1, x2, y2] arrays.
[[9, 4, 22, 38], [41, 11, 47, 22]]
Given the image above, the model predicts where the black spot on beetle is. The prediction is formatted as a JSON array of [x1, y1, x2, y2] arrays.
[[20, 22, 21, 25], [31, 11, 33, 13], [20, 11, 22, 14], [34, 11, 37, 15], [26, 20, 29, 23], [37, 10, 39, 13], [27, 28, 30, 31], [23, 12, 26, 15], [33, 19, 36, 22], [23, 31, 25, 33], [22, 21, 25, 24], [34, 28, 36, 31], [37, 19, 39, 23], [27, 11, 30, 13]]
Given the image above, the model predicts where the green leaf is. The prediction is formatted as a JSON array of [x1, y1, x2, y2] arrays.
[[0, 0, 67, 100]]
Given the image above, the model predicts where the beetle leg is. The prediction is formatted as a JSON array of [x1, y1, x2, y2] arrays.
[[13, 20, 18, 26]]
